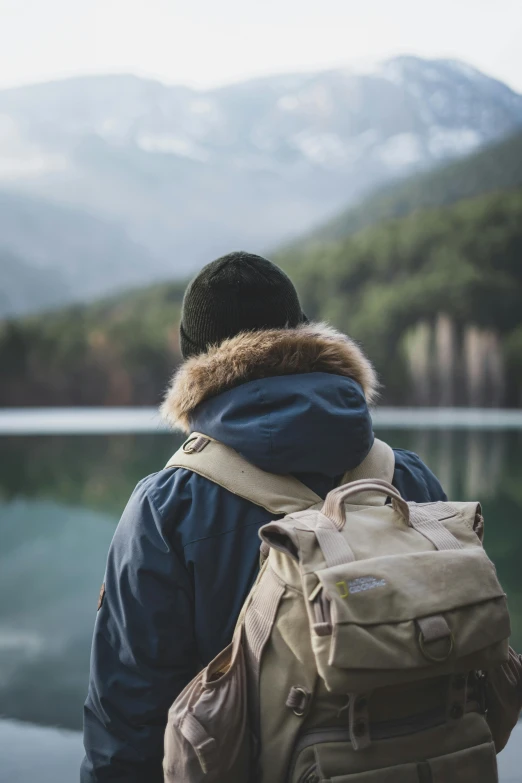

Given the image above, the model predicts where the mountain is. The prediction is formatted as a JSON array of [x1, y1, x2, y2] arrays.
[[0, 190, 158, 317], [1, 56, 522, 314], [1, 248, 68, 316], [298, 127, 522, 243]]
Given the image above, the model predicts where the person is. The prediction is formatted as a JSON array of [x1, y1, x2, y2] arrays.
[[81, 251, 521, 782]]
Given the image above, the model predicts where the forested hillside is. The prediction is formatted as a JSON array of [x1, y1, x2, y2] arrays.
[[1, 188, 521, 407], [0, 283, 185, 406], [277, 188, 522, 406], [295, 128, 522, 243]]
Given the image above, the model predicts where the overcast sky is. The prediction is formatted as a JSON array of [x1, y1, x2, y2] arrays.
[[1, 0, 522, 92]]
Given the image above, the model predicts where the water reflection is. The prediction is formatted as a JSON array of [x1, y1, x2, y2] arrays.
[[0, 429, 521, 733], [390, 428, 515, 501], [0, 500, 115, 729]]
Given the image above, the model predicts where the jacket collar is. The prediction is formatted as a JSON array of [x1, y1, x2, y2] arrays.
[[161, 322, 378, 433]]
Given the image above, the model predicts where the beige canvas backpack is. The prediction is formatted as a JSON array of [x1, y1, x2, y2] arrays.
[[163, 433, 511, 783]]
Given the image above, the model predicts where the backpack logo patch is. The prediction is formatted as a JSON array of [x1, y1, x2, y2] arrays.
[[336, 576, 386, 598]]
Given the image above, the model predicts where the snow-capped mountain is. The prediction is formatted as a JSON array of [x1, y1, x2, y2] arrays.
[[3, 57, 520, 176], [1, 55, 522, 313]]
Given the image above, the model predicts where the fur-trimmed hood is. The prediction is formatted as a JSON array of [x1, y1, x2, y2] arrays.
[[161, 322, 378, 433]]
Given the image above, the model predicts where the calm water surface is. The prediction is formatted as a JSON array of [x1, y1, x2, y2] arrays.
[[0, 427, 521, 773]]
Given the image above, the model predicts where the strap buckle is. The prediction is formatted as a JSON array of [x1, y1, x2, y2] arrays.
[[286, 686, 311, 717], [417, 615, 454, 663], [182, 435, 210, 454]]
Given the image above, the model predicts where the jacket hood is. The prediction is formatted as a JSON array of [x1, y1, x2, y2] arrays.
[[189, 372, 373, 477], [161, 322, 378, 431], [161, 323, 378, 478]]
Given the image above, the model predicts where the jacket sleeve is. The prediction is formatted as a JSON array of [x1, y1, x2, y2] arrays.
[[81, 472, 198, 783], [486, 647, 522, 752], [392, 448, 448, 503]]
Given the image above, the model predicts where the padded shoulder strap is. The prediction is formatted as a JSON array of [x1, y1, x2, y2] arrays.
[[165, 433, 322, 515], [342, 437, 395, 483], [340, 438, 395, 506]]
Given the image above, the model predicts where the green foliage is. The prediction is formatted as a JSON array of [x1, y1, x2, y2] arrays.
[[290, 128, 522, 245], [277, 189, 522, 403], [0, 282, 185, 406], [1, 183, 522, 407]]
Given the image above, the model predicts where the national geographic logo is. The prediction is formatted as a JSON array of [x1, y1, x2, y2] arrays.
[[336, 576, 386, 598]]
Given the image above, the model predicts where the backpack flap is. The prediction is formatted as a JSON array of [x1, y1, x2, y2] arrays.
[[312, 546, 510, 693], [263, 480, 511, 695]]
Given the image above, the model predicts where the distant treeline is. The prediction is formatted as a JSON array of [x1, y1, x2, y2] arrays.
[[277, 188, 522, 407], [0, 282, 185, 406], [1, 188, 522, 408]]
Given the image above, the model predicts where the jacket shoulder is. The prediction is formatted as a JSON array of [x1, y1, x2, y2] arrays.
[[134, 466, 196, 517], [126, 465, 271, 549], [392, 448, 447, 503]]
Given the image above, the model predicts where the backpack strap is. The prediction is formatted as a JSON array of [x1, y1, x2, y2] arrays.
[[165, 433, 322, 515], [408, 503, 463, 551], [165, 434, 395, 514], [340, 438, 395, 506]]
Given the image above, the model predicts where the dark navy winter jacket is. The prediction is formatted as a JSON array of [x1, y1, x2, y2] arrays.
[[81, 372, 446, 782]]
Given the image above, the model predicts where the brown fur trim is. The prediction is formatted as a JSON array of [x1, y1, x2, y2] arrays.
[[161, 322, 379, 432]]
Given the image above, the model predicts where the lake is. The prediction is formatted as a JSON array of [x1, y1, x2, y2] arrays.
[[0, 419, 521, 781]]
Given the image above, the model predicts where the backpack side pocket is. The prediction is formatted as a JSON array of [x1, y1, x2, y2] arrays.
[[164, 629, 250, 783]]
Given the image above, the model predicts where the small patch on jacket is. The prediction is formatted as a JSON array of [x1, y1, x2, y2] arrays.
[[97, 582, 105, 611]]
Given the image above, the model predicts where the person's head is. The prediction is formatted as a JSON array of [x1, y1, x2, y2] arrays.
[[179, 251, 307, 359]]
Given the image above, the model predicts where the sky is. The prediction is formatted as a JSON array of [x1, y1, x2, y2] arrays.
[[1, 0, 522, 93]]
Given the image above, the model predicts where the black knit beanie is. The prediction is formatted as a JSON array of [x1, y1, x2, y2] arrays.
[[180, 251, 307, 358]]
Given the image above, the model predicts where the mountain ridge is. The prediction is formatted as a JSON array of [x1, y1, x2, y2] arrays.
[[0, 189, 158, 317], [2, 54, 515, 98], [280, 127, 522, 246], [2, 55, 522, 315]]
